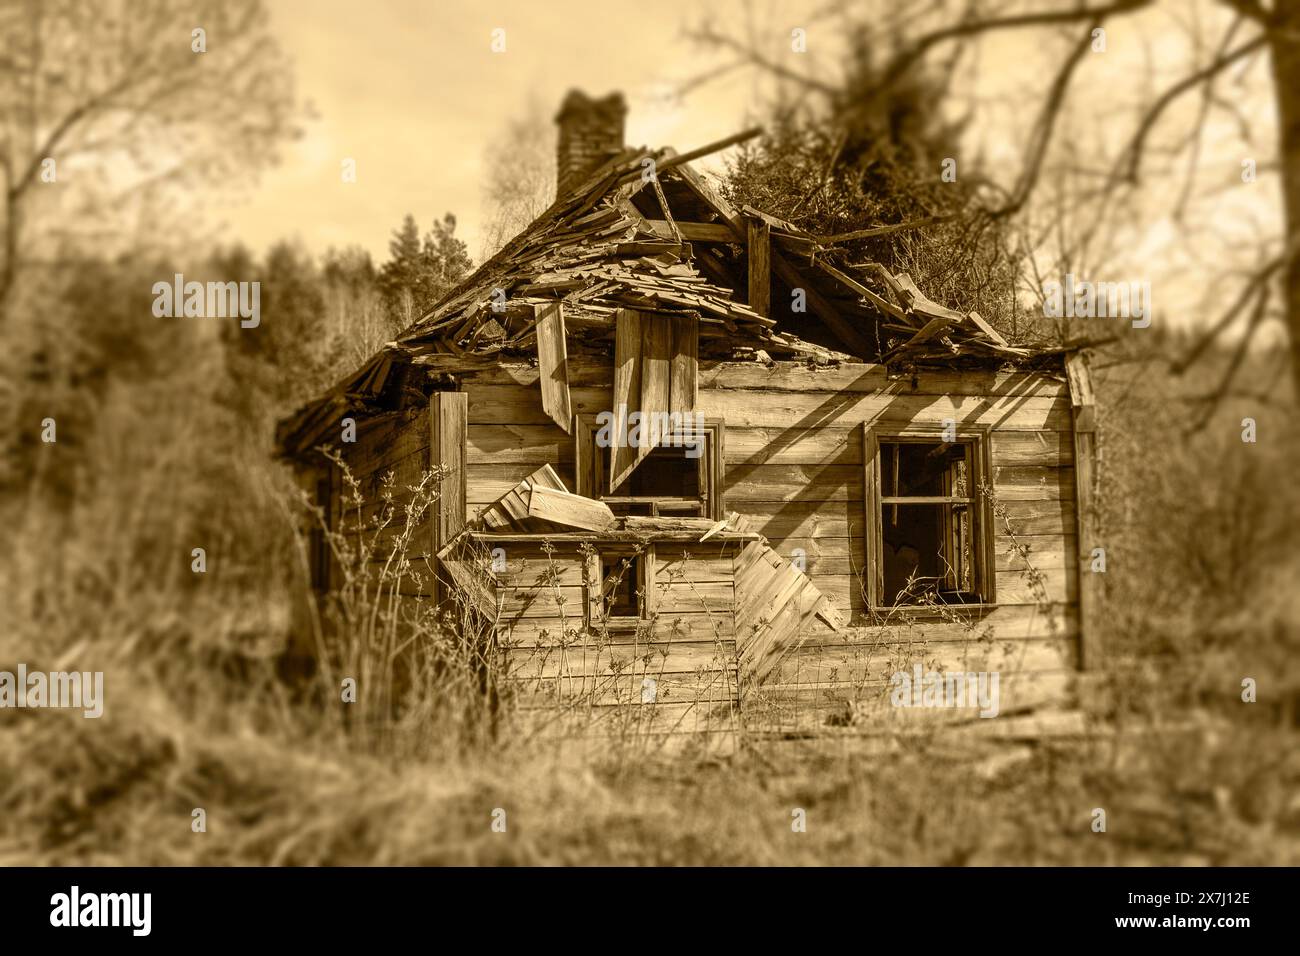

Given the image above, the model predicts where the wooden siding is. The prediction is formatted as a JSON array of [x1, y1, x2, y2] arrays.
[[494, 542, 740, 733], [447, 356, 1077, 728]]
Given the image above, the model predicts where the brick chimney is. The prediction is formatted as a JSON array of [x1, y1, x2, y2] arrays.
[[554, 90, 627, 195]]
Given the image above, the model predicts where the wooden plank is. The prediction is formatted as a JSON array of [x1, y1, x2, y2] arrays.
[[791, 604, 1078, 644], [654, 552, 738, 584], [668, 315, 698, 413], [992, 430, 1075, 466], [655, 581, 735, 614], [725, 426, 859, 466], [502, 640, 737, 679], [692, 389, 1071, 431], [610, 309, 643, 491], [466, 424, 572, 464], [745, 672, 1074, 730], [508, 673, 739, 710], [739, 500, 863, 539], [642, 219, 735, 242], [817, 260, 908, 321], [991, 465, 1076, 500], [725, 464, 862, 503], [639, 313, 672, 453], [1065, 351, 1100, 669], [468, 463, 578, 508], [534, 302, 572, 434], [429, 392, 467, 605], [862, 424, 883, 609], [504, 613, 736, 646], [746, 215, 771, 317], [464, 383, 612, 425], [527, 485, 617, 532], [501, 582, 734, 619], [463, 359, 1069, 399]]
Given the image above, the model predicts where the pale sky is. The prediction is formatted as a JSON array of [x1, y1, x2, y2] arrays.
[[222, 0, 803, 262], [215, 0, 1280, 334]]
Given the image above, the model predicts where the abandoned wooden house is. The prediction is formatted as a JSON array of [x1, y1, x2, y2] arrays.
[[277, 90, 1098, 736]]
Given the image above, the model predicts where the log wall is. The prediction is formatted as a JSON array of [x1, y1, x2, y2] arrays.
[[332, 357, 1081, 732]]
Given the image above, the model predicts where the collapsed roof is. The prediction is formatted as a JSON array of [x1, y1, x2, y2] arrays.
[[278, 92, 1036, 456]]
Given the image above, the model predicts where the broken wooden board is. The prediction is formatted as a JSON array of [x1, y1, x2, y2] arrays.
[[476, 463, 570, 532], [609, 308, 700, 491], [621, 515, 717, 535], [527, 485, 617, 532], [534, 302, 572, 433], [733, 539, 843, 689], [610, 309, 646, 491]]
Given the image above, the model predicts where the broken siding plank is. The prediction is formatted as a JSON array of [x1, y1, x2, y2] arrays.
[[430, 392, 467, 604], [746, 215, 770, 317], [526, 485, 617, 532], [668, 315, 698, 413], [468, 463, 578, 508], [639, 314, 673, 453], [610, 309, 643, 491], [534, 302, 572, 434], [1065, 351, 1099, 669]]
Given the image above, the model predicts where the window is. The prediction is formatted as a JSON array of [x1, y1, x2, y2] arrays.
[[587, 547, 653, 627], [863, 426, 995, 609], [575, 416, 724, 519]]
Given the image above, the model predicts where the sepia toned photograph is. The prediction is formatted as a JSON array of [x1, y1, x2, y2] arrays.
[[0, 0, 1296, 903]]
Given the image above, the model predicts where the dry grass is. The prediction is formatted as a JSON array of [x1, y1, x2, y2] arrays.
[[1, 341, 1297, 866]]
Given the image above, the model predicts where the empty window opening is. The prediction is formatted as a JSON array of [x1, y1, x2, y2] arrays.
[[599, 444, 705, 516], [879, 440, 983, 606], [598, 551, 643, 621]]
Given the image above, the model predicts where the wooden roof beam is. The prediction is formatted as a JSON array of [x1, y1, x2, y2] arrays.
[[641, 219, 736, 242], [770, 251, 873, 359], [746, 214, 770, 318]]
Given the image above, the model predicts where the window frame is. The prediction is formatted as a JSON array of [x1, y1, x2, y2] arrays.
[[862, 423, 997, 611], [584, 544, 656, 629], [574, 414, 725, 521]]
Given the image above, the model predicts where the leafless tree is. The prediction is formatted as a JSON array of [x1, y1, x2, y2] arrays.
[[690, 0, 1300, 397], [479, 97, 555, 260], [0, 0, 299, 321]]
